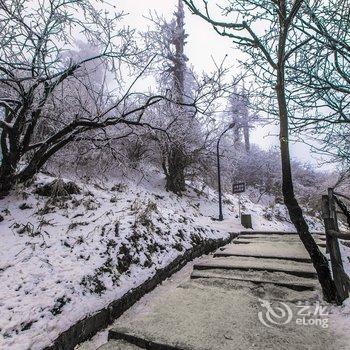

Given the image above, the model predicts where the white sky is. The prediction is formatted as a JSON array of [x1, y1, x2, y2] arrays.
[[116, 0, 331, 168]]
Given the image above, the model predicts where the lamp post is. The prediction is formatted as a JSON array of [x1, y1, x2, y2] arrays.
[[217, 123, 235, 221]]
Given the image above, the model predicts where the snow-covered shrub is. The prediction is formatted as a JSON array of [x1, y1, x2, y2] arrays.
[[35, 179, 81, 198]]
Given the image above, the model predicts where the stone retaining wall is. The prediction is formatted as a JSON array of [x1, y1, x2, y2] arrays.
[[45, 232, 236, 350]]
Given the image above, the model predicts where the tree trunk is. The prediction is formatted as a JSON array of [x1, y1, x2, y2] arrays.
[[161, 0, 188, 196], [0, 163, 16, 198], [243, 125, 250, 152], [0, 141, 20, 197], [162, 146, 186, 195], [233, 125, 241, 147], [0, 159, 39, 197], [0, 130, 71, 197], [276, 34, 337, 302]]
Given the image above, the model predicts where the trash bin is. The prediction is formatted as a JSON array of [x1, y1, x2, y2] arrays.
[[241, 214, 252, 229]]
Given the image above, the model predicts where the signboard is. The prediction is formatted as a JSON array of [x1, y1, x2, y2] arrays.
[[232, 182, 246, 194]]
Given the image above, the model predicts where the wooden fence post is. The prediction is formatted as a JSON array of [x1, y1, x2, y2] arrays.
[[322, 192, 349, 303]]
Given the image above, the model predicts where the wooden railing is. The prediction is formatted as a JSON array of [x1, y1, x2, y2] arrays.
[[322, 188, 350, 303]]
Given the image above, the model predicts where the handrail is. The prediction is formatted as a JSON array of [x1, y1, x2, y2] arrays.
[[333, 195, 350, 227], [321, 188, 350, 303], [327, 229, 350, 240]]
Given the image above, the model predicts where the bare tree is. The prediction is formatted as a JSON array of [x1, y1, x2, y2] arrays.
[[145, 1, 232, 195], [228, 84, 257, 152], [183, 0, 338, 302], [144, 0, 191, 194], [286, 0, 350, 167], [0, 0, 174, 196]]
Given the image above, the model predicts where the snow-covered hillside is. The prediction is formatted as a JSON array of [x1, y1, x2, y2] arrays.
[[0, 171, 325, 350]]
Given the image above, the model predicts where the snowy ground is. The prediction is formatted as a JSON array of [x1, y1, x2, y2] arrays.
[[0, 171, 341, 350]]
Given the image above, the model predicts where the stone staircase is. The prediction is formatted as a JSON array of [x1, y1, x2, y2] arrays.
[[97, 231, 342, 350], [190, 231, 325, 292]]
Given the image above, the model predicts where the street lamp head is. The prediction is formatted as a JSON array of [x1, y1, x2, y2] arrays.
[[228, 122, 236, 129]]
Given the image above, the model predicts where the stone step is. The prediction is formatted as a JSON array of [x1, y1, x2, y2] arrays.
[[98, 340, 144, 350], [108, 329, 185, 350], [190, 269, 318, 291], [193, 256, 317, 278], [213, 253, 310, 263], [233, 239, 326, 248], [239, 231, 325, 236], [236, 234, 324, 243], [236, 238, 298, 243], [214, 253, 311, 263], [239, 231, 298, 235], [237, 234, 297, 239], [214, 241, 312, 262]]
